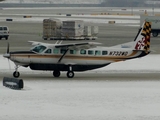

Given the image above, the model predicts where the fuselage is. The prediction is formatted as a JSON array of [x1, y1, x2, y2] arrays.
[[8, 45, 149, 71]]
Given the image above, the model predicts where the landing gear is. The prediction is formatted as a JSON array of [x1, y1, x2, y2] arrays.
[[53, 70, 60, 77], [67, 71, 74, 78], [13, 65, 20, 78], [66, 65, 74, 78]]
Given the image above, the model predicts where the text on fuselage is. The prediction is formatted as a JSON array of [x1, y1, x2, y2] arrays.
[[109, 51, 128, 56]]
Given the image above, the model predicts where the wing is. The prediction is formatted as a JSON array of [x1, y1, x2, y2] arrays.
[[28, 41, 102, 49], [55, 42, 102, 50], [28, 41, 50, 46]]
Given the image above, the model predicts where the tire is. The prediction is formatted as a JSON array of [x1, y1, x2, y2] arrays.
[[152, 32, 158, 37], [53, 71, 60, 77], [5, 37, 8, 40], [13, 71, 20, 78], [67, 71, 74, 78]]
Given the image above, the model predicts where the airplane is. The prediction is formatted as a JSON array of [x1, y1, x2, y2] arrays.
[[3, 21, 151, 78]]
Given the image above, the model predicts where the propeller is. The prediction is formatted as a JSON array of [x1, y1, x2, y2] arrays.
[[7, 42, 11, 70], [3, 42, 10, 58], [3, 42, 11, 70], [8, 58, 11, 70], [7, 42, 9, 53]]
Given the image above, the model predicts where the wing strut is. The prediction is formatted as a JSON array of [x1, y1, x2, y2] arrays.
[[58, 49, 69, 63]]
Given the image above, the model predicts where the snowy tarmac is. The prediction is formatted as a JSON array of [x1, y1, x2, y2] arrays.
[[0, 54, 160, 120], [0, 7, 160, 120]]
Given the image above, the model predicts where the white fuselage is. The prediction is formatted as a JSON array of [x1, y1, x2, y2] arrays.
[[9, 46, 144, 66]]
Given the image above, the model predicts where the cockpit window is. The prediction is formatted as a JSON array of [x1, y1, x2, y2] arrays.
[[45, 49, 52, 54], [31, 45, 47, 53]]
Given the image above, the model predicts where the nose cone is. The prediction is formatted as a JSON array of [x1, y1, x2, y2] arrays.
[[3, 53, 10, 58]]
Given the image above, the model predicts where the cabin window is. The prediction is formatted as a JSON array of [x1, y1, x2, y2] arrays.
[[88, 50, 94, 55], [70, 50, 76, 54], [53, 48, 59, 54], [31, 45, 46, 53], [80, 49, 86, 54], [102, 51, 108, 55], [45, 49, 52, 54], [60, 49, 67, 54], [95, 50, 101, 55]]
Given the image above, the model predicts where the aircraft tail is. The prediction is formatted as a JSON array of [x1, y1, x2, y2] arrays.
[[133, 21, 151, 53]]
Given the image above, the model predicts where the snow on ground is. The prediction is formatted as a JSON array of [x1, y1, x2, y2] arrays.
[[0, 55, 160, 120], [1, 80, 160, 120]]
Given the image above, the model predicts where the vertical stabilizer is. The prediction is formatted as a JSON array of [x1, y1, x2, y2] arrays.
[[134, 21, 151, 53]]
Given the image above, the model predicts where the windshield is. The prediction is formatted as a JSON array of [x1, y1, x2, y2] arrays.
[[31, 45, 47, 53]]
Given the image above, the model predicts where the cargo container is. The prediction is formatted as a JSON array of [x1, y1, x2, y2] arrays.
[[62, 20, 84, 29], [42, 19, 98, 40], [140, 15, 160, 37], [43, 18, 62, 40], [61, 28, 84, 39], [91, 26, 99, 36], [84, 26, 92, 37], [62, 28, 83, 36]]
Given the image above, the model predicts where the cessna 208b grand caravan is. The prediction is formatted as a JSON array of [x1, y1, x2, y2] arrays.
[[3, 21, 151, 78]]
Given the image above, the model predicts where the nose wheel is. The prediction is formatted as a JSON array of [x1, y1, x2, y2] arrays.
[[13, 65, 20, 78], [13, 71, 20, 78]]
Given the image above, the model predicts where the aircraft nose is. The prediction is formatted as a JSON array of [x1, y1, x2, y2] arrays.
[[3, 53, 10, 59]]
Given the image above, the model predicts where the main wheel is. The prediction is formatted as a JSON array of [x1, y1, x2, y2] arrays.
[[53, 71, 60, 77], [13, 71, 20, 78], [67, 71, 74, 78]]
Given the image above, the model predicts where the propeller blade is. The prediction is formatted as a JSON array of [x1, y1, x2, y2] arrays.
[[8, 58, 11, 70], [7, 42, 10, 53]]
